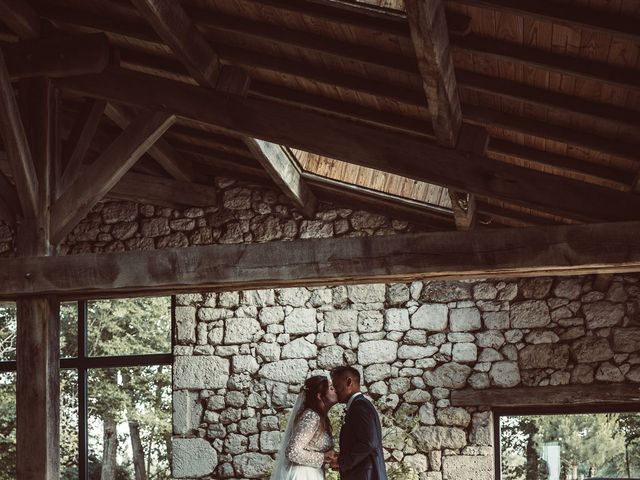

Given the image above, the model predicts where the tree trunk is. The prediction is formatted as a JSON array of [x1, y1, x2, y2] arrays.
[[625, 443, 631, 478], [101, 416, 118, 480], [129, 420, 147, 480]]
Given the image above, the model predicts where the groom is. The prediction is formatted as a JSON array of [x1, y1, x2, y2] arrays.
[[328, 366, 387, 480]]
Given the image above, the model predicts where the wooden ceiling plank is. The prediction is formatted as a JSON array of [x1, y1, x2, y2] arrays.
[[453, 0, 640, 43], [458, 70, 640, 128], [2, 33, 110, 81], [464, 105, 639, 164], [245, 139, 317, 217], [405, 0, 463, 146], [0, 0, 40, 39], [50, 110, 175, 245], [3, 220, 640, 299], [0, 49, 38, 217], [451, 33, 640, 93], [54, 68, 640, 222], [59, 99, 107, 195], [104, 103, 193, 182], [129, 0, 221, 87]]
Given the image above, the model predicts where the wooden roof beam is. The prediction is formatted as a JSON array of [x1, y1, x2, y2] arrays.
[[110, 172, 216, 208], [50, 110, 175, 244], [131, 0, 314, 212], [2, 33, 110, 81], [405, 0, 462, 147], [55, 68, 640, 222], [447, 124, 488, 230], [0, 0, 40, 39], [3, 220, 640, 299], [458, 70, 640, 130], [105, 103, 193, 182], [129, 0, 221, 87], [0, 49, 38, 217], [451, 34, 640, 94], [453, 0, 640, 43], [59, 99, 107, 195], [245, 139, 317, 217], [464, 105, 639, 165]]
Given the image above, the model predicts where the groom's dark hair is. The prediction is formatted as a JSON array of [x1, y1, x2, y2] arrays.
[[331, 366, 360, 385]]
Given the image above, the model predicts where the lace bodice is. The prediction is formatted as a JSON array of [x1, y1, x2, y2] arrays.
[[285, 409, 334, 468]]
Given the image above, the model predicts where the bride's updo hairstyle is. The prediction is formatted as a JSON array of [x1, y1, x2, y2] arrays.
[[298, 375, 332, 432]]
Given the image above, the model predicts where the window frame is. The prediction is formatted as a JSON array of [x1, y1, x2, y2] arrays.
[[0, 296, 176, 480], [493, 403, 640, 480]]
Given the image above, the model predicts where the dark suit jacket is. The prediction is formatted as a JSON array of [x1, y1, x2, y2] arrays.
[[338, 395, 387, 480]]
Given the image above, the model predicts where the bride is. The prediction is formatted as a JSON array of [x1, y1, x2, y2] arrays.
[[270, 375, 338, 479]]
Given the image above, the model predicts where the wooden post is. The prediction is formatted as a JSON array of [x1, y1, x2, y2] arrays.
[[15, 77, 60, 480]]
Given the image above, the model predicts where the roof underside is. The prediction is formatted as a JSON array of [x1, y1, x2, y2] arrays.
[[1, 0, 639, 231]]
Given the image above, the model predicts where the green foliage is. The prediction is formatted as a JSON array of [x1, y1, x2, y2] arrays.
[[501, 412, 640, 480], [0, 297, 172, 480]]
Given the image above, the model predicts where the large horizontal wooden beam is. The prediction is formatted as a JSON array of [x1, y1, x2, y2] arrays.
[[2, 220, 640, 299], [2, 33, 110, 80], [451, 384, 640, 409], [54, 68, 640, 222]]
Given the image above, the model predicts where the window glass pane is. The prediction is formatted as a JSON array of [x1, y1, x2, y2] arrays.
[[88, 366, 171, 479], [0, 303, 16, 362], [0, 372, 16, 480], [61, 369, 79, 479], [500, 412, 640, 480], [87, 297, 171, 357], [60, 302, 78, 359]]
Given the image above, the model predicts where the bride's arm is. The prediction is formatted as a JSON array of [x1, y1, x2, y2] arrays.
[[285, 409, 325, 468]]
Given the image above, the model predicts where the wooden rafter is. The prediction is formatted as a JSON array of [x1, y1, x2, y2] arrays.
[[130, 0, 221, 87], [0, 0, 40, 39], [465, 105, 638, 164], [453, 0, 640, 43], [405, 0, 462, 146], [54, 68, 640, 222], [2, 33, 110, 81], [447, 125, 488, 230], [451, 34, 640, 94], [51, 110, 175, 244], [0, 170, 19, 220], [245, 139, 317, 217], [104, 103, 193, 182], [59, 99, 107, 194], [458, 70, 640, 129], [110, 172, 216, 208], [2, 220, 640, 299], [0, 49, 38, 217]]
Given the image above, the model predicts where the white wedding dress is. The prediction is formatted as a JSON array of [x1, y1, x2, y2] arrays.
[[270, 394, 333, 480]]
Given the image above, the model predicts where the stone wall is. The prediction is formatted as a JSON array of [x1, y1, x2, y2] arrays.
[[172, 275, 640, 479]]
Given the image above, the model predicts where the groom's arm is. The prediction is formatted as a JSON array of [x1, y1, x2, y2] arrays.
[[338, 402, 377, 473]]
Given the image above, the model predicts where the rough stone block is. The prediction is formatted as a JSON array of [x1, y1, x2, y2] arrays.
[[442, 455, 493, 480], [173, 356, 229, 389], [172, 438, 218, 478]]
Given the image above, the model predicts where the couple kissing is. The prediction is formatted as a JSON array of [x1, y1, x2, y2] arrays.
[[270, 366, 387, 480]]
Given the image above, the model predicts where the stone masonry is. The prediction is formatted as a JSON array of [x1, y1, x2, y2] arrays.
[[173, 274, 640, 479], [2, 177, 639, 479]]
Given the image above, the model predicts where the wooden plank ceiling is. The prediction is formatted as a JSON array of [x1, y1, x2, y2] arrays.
[[0, 0, 639, 235]]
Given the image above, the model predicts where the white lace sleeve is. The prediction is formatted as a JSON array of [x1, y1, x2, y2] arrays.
[[285, 409, 325, 468]]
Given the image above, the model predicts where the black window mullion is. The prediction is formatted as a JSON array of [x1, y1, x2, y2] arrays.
[[0, 360, 16, 373], [78, 300, 88, 480]]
